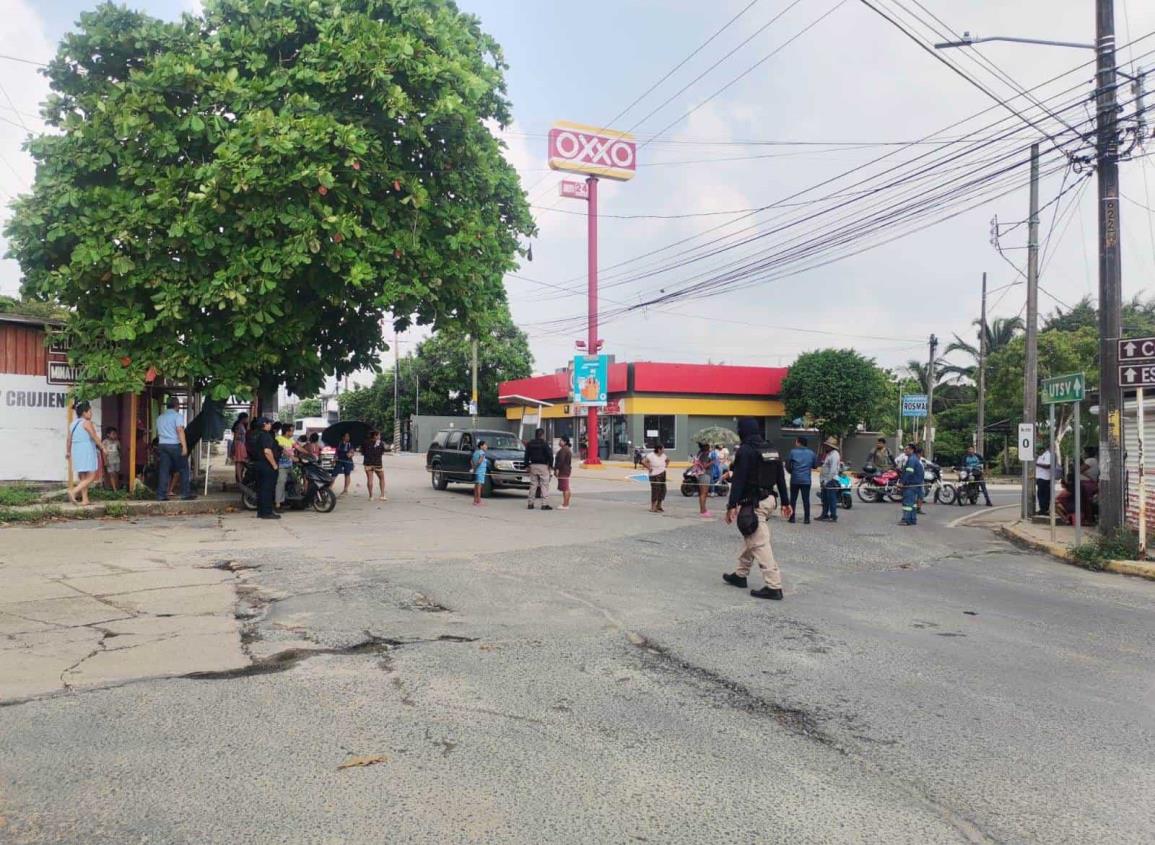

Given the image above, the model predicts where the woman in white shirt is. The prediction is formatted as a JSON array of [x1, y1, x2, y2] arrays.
[[643, 444, 670, 513]]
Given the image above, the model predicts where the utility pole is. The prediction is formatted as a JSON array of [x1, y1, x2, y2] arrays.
[[470, 335, 479, 429], [925, 334, 938, 459], [977, 272, 988, 457], [393, 331, 401, 453], [1096, 0, 1124, 531], [1023, 142, 1041, 520]]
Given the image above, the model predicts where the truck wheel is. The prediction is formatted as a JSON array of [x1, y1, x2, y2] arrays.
[[431, 467, 449, 491]]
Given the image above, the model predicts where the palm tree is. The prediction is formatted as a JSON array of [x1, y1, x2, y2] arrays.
[[902, 359, 970, 411], [942, 316, 1024, 381]]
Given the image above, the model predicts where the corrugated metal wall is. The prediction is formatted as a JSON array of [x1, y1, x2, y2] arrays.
[[0, 323, 48, 376], [1122, 398, 1155, 534]]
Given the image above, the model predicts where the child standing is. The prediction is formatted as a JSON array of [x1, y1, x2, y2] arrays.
[[103, 428, 121, 492], [471, 440, 489, 506]]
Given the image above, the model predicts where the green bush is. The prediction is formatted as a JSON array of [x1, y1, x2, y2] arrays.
[[1069, 528, 1142, 571], [103, 501, 129, 519]]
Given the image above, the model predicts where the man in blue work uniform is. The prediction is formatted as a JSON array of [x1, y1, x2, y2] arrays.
[[899, 443, 923, 526], [961, 444, 993, 506]]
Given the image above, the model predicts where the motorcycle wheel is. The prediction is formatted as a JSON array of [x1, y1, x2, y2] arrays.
[[240, 489, 258, 511], [680, 481, 696, 497], [968, 491, 979, 506], [312, 487, 337, 513], [937, 484, 957, 505], [886, 486, 904, 503], [840, 492, 852, 510], [855, 480, 880, 503]]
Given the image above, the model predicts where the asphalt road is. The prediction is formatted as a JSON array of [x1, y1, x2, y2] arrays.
[[1, 459, 1152, 844]]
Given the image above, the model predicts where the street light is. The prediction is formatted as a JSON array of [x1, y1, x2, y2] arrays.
[[933, 32, 1092, 51]]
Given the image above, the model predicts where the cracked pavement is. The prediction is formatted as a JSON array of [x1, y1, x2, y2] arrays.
[[0, 455, 1153, 843]]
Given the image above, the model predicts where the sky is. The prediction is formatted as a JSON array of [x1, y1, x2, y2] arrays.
[[3, 0, 1155, 385]]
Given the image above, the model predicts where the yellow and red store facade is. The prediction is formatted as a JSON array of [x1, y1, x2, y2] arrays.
[[500, 362, 788, 460]]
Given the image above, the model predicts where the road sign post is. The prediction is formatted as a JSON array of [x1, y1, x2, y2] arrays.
[[1019, 422, 1035, 520], [1040, 373, 1085, 540]]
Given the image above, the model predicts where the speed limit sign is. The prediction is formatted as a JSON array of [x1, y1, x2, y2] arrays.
[[1017, 423, 1034, 457]]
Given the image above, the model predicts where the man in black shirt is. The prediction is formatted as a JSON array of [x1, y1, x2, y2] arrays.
[[524, 428, 554, 511], [250, 417, 280, 520], [723, 418, 791, 600]]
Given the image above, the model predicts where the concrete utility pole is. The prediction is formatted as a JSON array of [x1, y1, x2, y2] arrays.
[[926, 333, 938, 460], [1023, 142, 1041, 520], [978, 272, 988, 457], [1096, 0, 1125, 531], [470, 336, 479, 429], [393, 331, 401, 453]]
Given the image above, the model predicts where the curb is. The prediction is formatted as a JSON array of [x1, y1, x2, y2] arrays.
[[0, 497, 238, 525], [996, 522, 1155, 582]]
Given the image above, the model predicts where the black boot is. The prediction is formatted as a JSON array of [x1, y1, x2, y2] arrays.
[[750, 587, 783, 600], [722, 572, 747, 588]]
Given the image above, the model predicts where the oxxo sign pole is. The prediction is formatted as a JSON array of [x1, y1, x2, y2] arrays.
[[549, 121, 637, 465]]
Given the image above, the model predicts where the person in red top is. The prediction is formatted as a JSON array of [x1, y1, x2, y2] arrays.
[[554, 436, 573, 510]]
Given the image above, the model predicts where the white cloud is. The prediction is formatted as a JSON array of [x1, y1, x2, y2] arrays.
[[0, 0, 52, 297]]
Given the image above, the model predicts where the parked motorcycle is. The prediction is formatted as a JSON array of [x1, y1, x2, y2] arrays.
[[857, 464, 900, 503], [923, 460, 951, 504], [680, 465, 730, 498], [950, 466, 986, 506], [240, 456, 337, 513], [815, 462, 853, 509]]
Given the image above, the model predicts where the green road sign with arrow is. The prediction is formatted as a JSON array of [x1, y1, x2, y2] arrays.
[[1041, 372, 1085, 404]]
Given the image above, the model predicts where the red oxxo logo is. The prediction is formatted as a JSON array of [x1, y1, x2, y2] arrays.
[[548, 121, 637, 182]]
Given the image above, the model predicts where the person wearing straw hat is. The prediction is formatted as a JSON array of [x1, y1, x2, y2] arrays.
[[816, 437, 842, 523]]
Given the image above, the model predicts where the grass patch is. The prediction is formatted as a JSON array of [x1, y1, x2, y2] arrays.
[[0, 484, 43, 507], [0, 505, 62, 524], [103, 501, 130, 519], [1069, 527, 1143, 571]]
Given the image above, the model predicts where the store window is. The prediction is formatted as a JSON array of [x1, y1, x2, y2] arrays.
[[643, 415, 675, 449], [612, 416, 630, 455]]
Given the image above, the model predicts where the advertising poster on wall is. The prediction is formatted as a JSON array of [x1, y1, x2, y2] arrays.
[[571, 355, 609, 407]]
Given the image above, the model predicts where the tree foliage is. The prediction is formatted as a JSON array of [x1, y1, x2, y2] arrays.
[[6, 0, 534, 400], [782, 348, 889, 438], [338, 307, 532, 424]]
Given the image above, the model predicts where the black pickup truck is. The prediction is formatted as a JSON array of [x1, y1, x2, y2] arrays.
[[426, 429, 529, 495]]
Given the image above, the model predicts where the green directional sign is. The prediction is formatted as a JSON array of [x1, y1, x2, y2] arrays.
[[1041, 372, 1085, 404]]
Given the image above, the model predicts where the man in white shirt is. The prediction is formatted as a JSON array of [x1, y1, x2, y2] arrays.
[[1035, 448, 1053, 516]]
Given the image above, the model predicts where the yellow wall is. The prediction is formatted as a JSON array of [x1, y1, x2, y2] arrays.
[[506, 396, 784, 420]]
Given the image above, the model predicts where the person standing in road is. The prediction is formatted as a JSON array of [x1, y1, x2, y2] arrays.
[[471, 439, 488, 506], [816, 437, 841, 523], [231, 412, 249, 486], [275, 424, 295, 509], [252, 417, 280, 519], [362, 431, 387, 501], [334, 432, 355, 496], [868, 437, 894, 468], [524, 428, 553, 510], [156, 396, 195, 501], [693, 442, 713, 518], [644, 443, 669, 512], [962, 444, 993, 506], [786, 436, 817, 524], [1035, 447, 1053, 515], [899, 443, 924, 525], [555, 436, 573, 510], [723, 418, 792, 600]]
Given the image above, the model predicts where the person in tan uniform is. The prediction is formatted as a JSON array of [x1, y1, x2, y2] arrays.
[[723, 418, 792, 600]]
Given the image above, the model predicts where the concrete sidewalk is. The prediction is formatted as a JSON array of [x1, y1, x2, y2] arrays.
[[997, 519, 1155, 581], [0, 517, 250, 702]]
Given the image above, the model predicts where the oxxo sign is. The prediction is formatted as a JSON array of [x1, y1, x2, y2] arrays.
[[548, 121, 637, 181]]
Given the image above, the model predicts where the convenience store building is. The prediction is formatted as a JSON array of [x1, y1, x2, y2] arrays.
[[499, 361, 789, 460]]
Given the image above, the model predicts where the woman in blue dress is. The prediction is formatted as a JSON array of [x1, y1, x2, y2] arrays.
[[67, 400, 103, 506]]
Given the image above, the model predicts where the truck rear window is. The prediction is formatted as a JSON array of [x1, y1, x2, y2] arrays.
[[432, 431, 449, 448]]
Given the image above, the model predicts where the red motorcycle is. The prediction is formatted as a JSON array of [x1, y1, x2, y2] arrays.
[[857, 464, 902, 503]]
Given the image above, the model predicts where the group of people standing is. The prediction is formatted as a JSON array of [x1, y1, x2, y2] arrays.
[[784, 435, 845, 524]]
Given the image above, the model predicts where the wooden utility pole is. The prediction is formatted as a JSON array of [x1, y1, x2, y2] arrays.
[[977, 272, 988, 457], [1023, 143, 1041, 520]]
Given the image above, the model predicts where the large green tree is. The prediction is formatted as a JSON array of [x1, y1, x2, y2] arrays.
[[782, 348, 890, 438], [6, 0, 534, 399]]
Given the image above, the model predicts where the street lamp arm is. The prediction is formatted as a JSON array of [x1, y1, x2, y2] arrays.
[[934, 35, 1094, 51]]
